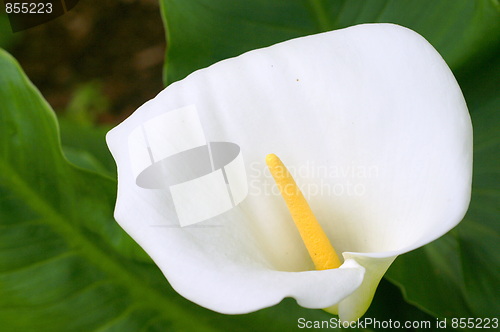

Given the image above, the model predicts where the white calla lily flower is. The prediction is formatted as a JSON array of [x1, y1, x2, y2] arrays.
[[106, 23, 472, 321]]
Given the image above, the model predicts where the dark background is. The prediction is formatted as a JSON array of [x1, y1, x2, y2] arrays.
[[4, 0, 165, 124]]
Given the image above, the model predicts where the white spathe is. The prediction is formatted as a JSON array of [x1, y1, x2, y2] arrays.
[[106, 23, 472, 321]]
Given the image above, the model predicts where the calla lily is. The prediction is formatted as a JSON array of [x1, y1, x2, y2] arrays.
[[106, 23, 472, 321]]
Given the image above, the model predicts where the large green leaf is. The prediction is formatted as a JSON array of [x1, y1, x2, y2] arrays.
[[459, 64, 500, 316], [160, 0, 500, 323], [160, 0, 500, 84], [0, 49, 184, 331]]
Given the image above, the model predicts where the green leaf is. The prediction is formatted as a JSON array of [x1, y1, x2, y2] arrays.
[[385, 233, 473, 318], [366, 279, 457, 331], [0, 49, 173, 331], [0, 12, 17, 49], [160, 0, 500, 85], [457, 89, 500, 317]]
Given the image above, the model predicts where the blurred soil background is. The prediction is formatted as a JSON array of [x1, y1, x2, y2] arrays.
[[2, 0, 166, 125]]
